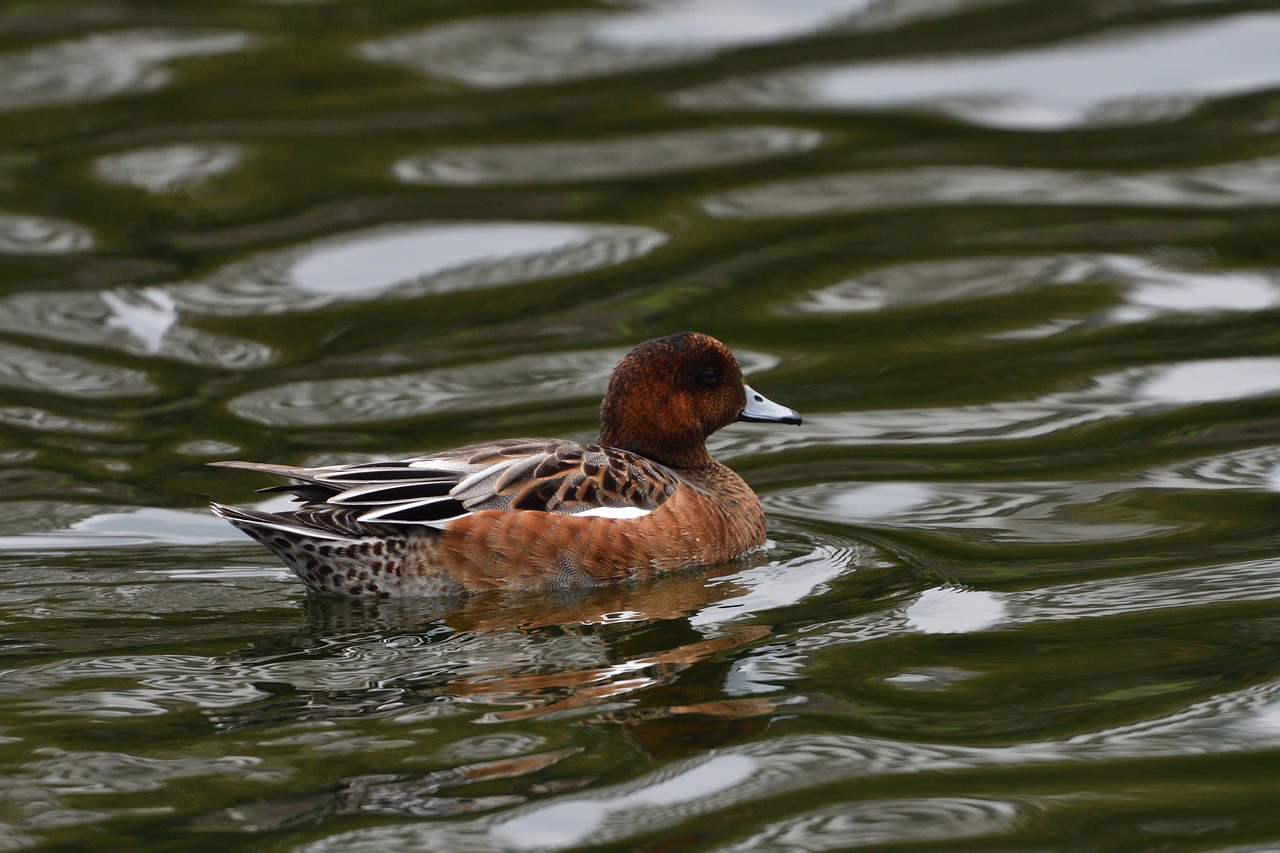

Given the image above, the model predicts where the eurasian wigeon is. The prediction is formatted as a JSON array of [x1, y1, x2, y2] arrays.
[[210, 332, 801, 597]]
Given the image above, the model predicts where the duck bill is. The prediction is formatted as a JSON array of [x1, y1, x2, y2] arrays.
[[739, 384, 802, 425]]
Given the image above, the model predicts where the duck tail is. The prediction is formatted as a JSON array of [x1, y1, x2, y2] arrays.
[[211, 503, 406, 596], [210, 502, 355, 543]]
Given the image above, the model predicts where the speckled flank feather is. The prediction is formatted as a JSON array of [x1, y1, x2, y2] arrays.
[[211, 504, 465, 596], [210, 332, 800, 597]]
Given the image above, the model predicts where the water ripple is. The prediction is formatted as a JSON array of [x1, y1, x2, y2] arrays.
[[703, 157, 1280, 218], [7, 3, 1280, 849], [691, 543, 866, 629], [1137, 357, 1280, 404], [394, 126, 822, 185], [0, 214, 94, 255], [0, 531, 853, 737], [904, 587, 1008, 633], [800, 555, 1280, 650], [358, 0, 957, 89], [0, 342, 154, 399], [95, 143, 248, 192], [0, 558, 293, 619], [1146, 446, 1280, 492], [715, 356, 1280, 457], [784, 254, 1280, 322], [205, 749, 577, 832], [714, 796, 1022, 851], [170, 222, 667, 315], [0, 502, 103, 538], [0, 506, 242, 551], [227, 348, 780, 426], [0, 407, 119, 434], [16, 749, 277, 794], [1003, 556, 1280, 624], [298, 679, 1280, 851], [0, 29, 253, 111], [0, 288, 275, 367], [677, 12, 1280, 129], [769, 481, 1175, 544]]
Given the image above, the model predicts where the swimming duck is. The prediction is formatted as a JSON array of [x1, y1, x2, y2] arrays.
[[210, 332, 801, 596]]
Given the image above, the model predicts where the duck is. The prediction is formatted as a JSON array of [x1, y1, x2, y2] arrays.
[[210, 331, 801, 597]]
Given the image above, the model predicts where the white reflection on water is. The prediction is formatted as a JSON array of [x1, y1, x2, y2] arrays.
[[905, 587, 1007, 633], [677, 12, 1280, 129], [722, 646, 804, 696], [101, 288, 178, 353], [1002, 556, 1280, 625], [0, 507, 243, 551], [13, 749, 278, 793], [821, 482, 934, 517], [0, 534, 845, 745], [592, 0, 870, 47], [1118, 269, 1280, 319], [1136, 357, 1280, 404], [718, 797, 1021, 852], [691, 543, 866, 629], [1145, 446, 1280, 492], [393, 126, 822, 185], [0, 29, 252, 111], [0, 407, 119, 435], [358, 0, 1002, 88], [0, 214, 94, 255], [228, 348, 781, 427], [703, 157, 1280, 218], [228, 348, 625, 426], [298, 678, 1280, 852], [289, 224, 628, 297], [0, 342, 154, 399], [0, 289, 275, 368], [95, 143, 247, 192], [0, 220, 663, 366], [770, 480, 1171, 545], [490, 754, 756, 849], [714, 356, 1280, 459], [786, 254, 1280, 321], [799, 557, 1280, 659], [1245, 701, 1280, 736], [789, 256, 1078, 313], [0, 625, 597, 715], [882, 668, 980, 691], [170, 221, 667, 315]]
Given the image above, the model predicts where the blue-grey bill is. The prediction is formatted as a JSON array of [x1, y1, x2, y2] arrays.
[[739, 384, 802, 425]]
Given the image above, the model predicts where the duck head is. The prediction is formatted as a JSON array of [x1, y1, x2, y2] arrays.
[[599, 331, 800, 469]]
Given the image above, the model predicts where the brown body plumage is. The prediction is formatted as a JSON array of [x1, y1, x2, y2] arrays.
[[211, 332, 801, 597]]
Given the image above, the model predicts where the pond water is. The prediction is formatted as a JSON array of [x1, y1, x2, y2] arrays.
[[3, 1, 1280, 850]]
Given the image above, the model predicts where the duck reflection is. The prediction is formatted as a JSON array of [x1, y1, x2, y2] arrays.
[[207, 557, 788, 832], [219, 555, 780, 755], [203, 748, 579, 832]]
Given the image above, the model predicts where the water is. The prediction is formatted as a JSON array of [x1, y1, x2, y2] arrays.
[[2, 0, 1280, 849]]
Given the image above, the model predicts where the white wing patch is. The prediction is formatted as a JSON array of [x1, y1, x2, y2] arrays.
[[576, 505, 651, 519]]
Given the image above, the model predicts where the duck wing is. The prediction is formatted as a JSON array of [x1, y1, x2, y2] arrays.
[[210, 438, 678, 528]]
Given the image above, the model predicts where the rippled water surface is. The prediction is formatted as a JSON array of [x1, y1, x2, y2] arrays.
[[3, 1, 1280, 850]]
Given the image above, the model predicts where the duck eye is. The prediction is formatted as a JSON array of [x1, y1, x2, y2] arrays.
[[701, 367, 719, 385]]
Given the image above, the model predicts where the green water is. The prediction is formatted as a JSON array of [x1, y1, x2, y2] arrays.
[[3, 1, 1280, 850]]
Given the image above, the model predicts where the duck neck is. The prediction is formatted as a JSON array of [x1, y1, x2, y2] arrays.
[[675, 455, 744, 491], [599, 424, 714, 471]]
